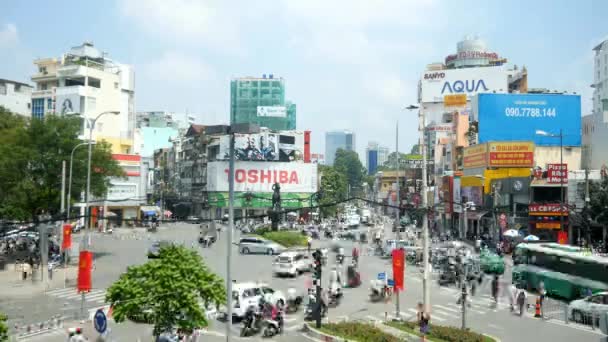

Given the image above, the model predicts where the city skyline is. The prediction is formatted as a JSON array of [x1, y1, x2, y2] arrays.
[[0, 0, 605, 158]]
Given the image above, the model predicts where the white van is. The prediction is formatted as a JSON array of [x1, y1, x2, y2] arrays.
[[273, 251, 312, 277], [231, 282, 286, 318]]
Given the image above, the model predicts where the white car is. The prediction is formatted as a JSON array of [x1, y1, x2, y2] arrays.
[[231, 282, 286, 318], [273, 251, 312, 277], [568, 291, 608, 325]]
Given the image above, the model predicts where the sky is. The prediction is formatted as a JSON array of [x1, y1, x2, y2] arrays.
[[1, 0, 606, 160]]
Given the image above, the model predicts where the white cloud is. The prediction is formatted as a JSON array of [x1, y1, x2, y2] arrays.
[[142, 51, 215, 83], [118, 0, 242, 53], [0, 23, 18, 46]]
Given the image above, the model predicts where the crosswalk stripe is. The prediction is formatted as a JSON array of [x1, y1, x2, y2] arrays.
[[85, 293, 107, 301], [409, 277, 421, 282], [434, 304, 458, 313], [46, 288, 76, 296]]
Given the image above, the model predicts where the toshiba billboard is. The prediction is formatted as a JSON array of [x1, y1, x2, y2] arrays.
[[420, 66, 508, 103], [206, 161, 318, 193]]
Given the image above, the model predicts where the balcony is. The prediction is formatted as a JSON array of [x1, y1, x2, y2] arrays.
[[32, 89, 54, 98], [55, 85, 100, 97]]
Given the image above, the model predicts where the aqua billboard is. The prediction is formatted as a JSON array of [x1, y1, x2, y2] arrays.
[[477, 93, 581, 146]]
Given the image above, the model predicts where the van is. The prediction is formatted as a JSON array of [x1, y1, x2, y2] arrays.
[[231, 282, 286, 318], [273, 251, 312, 277]]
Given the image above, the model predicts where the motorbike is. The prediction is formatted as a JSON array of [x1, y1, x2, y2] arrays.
[[346, 265, 361, 288], [240, 308, 263, 337], [262, 310, 284, 337], [369, 280, 390, 302], [438, 265, 458, 286], [286, 288, 303, 313], [304, 294, 326, 321], [336, 254, 345, 265], [328, 282, 342, 307]]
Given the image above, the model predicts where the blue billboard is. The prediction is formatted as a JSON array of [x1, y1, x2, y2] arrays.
[[477, 93, 581, 146], [367, 150, 378, 175]]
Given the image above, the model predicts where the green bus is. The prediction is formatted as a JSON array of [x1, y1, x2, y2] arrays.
[[512, 242, 608, 300]]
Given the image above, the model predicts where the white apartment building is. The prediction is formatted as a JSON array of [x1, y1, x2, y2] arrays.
[[583, 39, 608, 169], [31, 42, 136, 154], [0, 79, 32, 116]]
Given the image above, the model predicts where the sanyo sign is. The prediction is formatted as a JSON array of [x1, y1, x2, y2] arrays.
[[420, 66, 508, 103]]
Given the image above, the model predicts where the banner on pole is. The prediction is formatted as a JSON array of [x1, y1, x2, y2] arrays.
[[392, 249, 405, 291], [62, 224, 72, 250], [77, 250, 93, 292]]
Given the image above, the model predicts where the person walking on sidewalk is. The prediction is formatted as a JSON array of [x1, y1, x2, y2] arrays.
[[417, 302, 430, 342], [516, 285, 528, 316], [538, 280, 546, 317], [491, 275, 500, 307]]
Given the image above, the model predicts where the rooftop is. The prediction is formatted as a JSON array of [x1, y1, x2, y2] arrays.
[[0, 78, 33, 88]]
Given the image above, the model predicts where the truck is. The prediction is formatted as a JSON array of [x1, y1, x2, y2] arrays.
[[360, 209, 371, 225]]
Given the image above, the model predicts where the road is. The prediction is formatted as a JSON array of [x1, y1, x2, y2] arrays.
[[2, 221, 603, 341]]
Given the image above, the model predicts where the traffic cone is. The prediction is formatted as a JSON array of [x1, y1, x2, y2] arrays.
[[534, 297, 541, 318]]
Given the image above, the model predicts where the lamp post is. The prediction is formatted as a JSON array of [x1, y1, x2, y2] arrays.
[[85, 111, 120, 237], [536, 129, 565, 242], [67, 142, 94, 221]]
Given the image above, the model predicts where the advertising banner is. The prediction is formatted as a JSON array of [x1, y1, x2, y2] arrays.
[[420, 66, 508, 103], [529, 203, 568, 216], [208, 192, 315, 209], [392, 249, 405, 291], [536, 222, 561, 229], [444, 94, 468, 107], [488, 142, 534, 168], [453, 177, 462, 213], [257, 106, 287, 118], [461, 187, 483, 206], [107, 183, 138, 201], [219, 131, 304, 162], [55, 94, 81, 115], [547, 164, 568, 184], [477, 93, 582, 146], [62, 224, 72, 250], [463, 143, 488, 169], [77, 250, 93, 293], [206, 161, 318, 193]]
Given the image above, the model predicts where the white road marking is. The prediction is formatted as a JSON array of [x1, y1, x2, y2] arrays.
[[407, 308, 446, 322], [433, 304, 458, 313]]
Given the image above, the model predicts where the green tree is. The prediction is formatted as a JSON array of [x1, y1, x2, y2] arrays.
[[319, 165, 348, 217], [333, 149, 366, 195], [0, 107, 124, 220], [105, 245, 226, 337], [589, 174, 608, 240], [0, 312, 7, 341]]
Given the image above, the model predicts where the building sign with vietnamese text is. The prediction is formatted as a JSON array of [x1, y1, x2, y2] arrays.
[[463, 143, 488, 169], [488, 142, 534, 168], [529, 203, 568, 216], [547, 164, 568, 184]]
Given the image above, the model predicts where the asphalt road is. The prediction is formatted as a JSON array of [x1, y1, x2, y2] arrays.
[[3, 220, 604, 341]]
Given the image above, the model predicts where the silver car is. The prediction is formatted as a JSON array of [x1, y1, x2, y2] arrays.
[[238, 236, 285, 255], [568, 291, 608, 325]]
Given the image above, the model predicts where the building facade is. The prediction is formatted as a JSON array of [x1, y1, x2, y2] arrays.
[[136, 111, 195, 130], [325, 130, 356, 166], [0, 79, 32, 116], [365, 141, 389, 175], [583, 39, 608, 169], [230, 75, 296, 131], [30, 42, 136, 154]]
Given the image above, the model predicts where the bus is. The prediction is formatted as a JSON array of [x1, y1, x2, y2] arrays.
[[512, 242, 608, 300]]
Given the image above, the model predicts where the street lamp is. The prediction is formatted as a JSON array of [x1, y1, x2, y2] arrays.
[[85, 111, 120, 237], [535, 129, 566, 242], [66, 142, 95, 221]]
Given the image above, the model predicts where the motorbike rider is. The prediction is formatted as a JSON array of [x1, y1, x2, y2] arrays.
[[286, 287, 299, 311], [337, 247, 345, 264], [352, 246, 359, 266]]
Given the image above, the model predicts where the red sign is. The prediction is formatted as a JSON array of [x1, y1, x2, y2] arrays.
[[557, 231, 568, 245], [529, 203, 568, 216], [547, 164, 568, 184], [392, 249, 405, 292], [62, 224, 72, 250], [77, 251, 93, 293]]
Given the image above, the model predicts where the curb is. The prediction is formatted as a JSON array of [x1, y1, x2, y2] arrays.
[[302, 323, 349, 342]]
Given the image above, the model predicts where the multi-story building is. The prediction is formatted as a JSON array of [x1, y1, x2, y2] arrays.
[[583, 39, 608, 169], [179, 125, 209, 217], [325, 130, 356, 166], [366, 141, 389, 174], [230, 75, 296, 131], [31, 42, 136, 154], [136, 111, 195, 130], [0, 79, 32, 116]]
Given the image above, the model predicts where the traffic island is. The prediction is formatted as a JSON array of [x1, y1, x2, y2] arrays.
[[385, 321, 500, 342], [253, 227, 307, 247], [303, 322, 408, 342]]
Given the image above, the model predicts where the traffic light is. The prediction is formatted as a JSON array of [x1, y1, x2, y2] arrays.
[[312, 249, 322, 284]]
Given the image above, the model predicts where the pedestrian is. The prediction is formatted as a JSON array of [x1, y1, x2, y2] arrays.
[[491, 275, 499, 306], [417, 302, 430, 341], [538, 280, 546, 316], [307, 235, 312, 254], [352, 246, 359, 266], [516, 285, 527, 316], [470, 278, 476, 297], [48, 263, 53, 280], [509, 283, 517, 312]]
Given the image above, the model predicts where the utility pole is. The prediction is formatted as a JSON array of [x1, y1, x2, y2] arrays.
[[226, 134, 235, 342], [460, 261, 468, 329], [394, 121, 401, 320], [420, 107, 430, 312]]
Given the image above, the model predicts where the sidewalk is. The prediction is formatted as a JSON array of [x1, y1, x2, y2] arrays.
[[0, 263, 78, 297]]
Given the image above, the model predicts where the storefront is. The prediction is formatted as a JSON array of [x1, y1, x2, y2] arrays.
[[528, 203, 568, 241]]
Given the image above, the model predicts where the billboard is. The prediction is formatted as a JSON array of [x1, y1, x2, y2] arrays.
[[208, 192, 314, 209], [477, 93, 582, 146], [461, 186, 483, 206], [488, 142, 534, 168], [420, 66, 508, 103], [206, 161, 318, 193], [453, 176, 462, 213], [463, 143, 488, 169], [55, 94, 81, 114], [547, 163, 568, 184], [257, 106, 287, 118], [219, 131, 304, 162]]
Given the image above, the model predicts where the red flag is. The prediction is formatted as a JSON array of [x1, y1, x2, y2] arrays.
[[392, 248, 405, 292], [557, 231, 568, 245], [77, 250, 93, 292], [62, 224, 72, 250]]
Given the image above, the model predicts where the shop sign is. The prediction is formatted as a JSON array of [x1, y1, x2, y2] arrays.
[[488, 142, 534, 167], [444, 94, 468, 107], [536, 222, 561, 229], [547, 164, 568, 184], [463, 143, 488, 169], [528, 203, 568, 216]]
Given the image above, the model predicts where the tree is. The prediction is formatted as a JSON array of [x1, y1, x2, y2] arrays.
[[0, 312, 7, 341], [319, 165, 348, 217], [333, 149, 366, 195], [0, 107, 124, 220], [590, 174, 608, 241], [105, 245, 226, 337]]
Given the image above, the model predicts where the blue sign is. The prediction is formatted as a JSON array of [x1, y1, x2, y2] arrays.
[[442, 79, 488, 95], [377, 272, 386, 280], [387, 279, 395, 286], [94, 309, 107, 334], [478, 93, 581, 147]]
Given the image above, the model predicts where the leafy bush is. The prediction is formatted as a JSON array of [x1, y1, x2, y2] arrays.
[[262, 231, 307, 248], [387, 321, 495, 342], [319, 322, 401, 342], [253, 226, 272, 236]]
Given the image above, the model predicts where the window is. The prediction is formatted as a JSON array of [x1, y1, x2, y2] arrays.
[[114, 82, 119, 89], [39, 66, 47, 74], [87, 77, 101, 88], [32, 98, 45, 119], [40, 83, 48, 90], [0, 83, 6, 95], [47, 98, 53, 110]]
